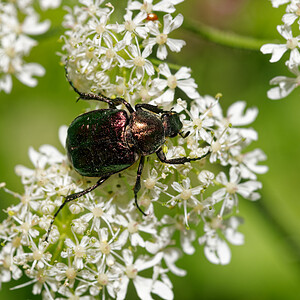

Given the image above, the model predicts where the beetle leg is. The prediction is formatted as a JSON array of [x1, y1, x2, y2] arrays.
[[156, 148, 211, 164], [135, 103, 164, 114], [44, 176, 110, 242], [133, 156, 147, 216], [64, 65, 135, 112]]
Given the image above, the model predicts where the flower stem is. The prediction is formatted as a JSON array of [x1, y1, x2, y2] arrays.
[[151, 58, 182, 71], [182, 20, 272, 51]]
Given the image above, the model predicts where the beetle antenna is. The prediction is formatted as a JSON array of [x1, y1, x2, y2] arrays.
[[135, 198, 147, 216]]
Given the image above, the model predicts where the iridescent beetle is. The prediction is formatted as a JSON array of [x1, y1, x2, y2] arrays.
[[45, 67, 210, 240]]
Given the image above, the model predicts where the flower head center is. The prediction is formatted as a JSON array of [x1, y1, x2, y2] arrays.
[[286, 38, 298, 49], [167, 75, 177, 89], [74, 245, 86, 258], [33, 249, 43, 261], [99, 241, 111, 254], [3, 255, 11, 269], [193, 118, 202, 129], [114, 84, 124, 96], [133, 56, 145, 67], [37, 269, 46, 283], [5, 47, 15, 58], [211, 141, 221, 153], [235, 154, 244, 163], [226, 182, 238, 194], [12, 236, 21, 248], [127, 221, 139, 233], [180, 188, 192, 200], [194, 203, 204, 213], [66, 267, 77, 279], [88, 4, 97, 15], [106, 48, 116, 59], [98, 273, 109, 285], [85, 48, 95, 59], [125, 20, 136, 32], [92, 206, 103, 217], [96, 23, 106, 34], [211, 216, 222, 229], [145, 177, 156, 189], [126, 264, 138, 279], [139, 195, 151, 208], [20, 222, 30, 233], [21, 195, 30, 204], [156, 33, 168, 45]]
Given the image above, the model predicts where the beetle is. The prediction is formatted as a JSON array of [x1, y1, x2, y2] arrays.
[[45, 67, 210, 241]]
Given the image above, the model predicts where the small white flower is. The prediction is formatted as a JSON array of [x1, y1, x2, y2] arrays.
[[266, 65, 300, 99], [171, 178, 203, 226], [118, 11, 148, 44], [261, 25, 300, 68], [128, 0, 184, 14], [270, 0, 291, 8], [199, 228, 231, 265], [229, 148, 269, 180], [116, 249, 164, 300], [143, 13, 186, 60], [39, 0, 62, 10], [126, 43, 154, 79], [62, 235, 91, 270], [213, 167, 262, 216], [282, 1, 300, 25], [150, 63, 200, 106]]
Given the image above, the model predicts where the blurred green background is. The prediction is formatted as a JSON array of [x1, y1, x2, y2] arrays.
[[1, 0, 300, 299]]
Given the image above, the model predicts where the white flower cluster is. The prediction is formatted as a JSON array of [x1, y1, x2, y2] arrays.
[[0, 0, 61, 93], [0, 1, 268, 299], [261, 0, 300, 99]]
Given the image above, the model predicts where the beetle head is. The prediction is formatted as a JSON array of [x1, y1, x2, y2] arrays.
[[161, 111, 183, 138]]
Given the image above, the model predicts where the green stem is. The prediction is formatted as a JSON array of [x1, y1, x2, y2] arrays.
[[151, 58, 182, 71], [182, 20, 272, 51]]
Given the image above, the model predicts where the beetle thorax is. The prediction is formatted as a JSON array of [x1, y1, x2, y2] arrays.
[[126, 110, 165, 155]]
